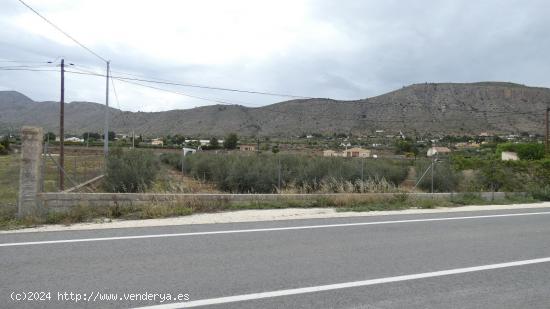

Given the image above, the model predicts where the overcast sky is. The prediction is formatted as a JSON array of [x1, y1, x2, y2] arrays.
[[1, 0, 549, 112]]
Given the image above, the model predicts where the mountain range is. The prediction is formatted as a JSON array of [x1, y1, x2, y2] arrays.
[[1, 82, 548, 137]]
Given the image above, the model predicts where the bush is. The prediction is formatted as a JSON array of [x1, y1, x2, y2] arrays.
[[415, 160, 461, 192], [104, 148, 159, 192], [530, 186, 550, 201], [477, 160, 530, 192], [0, 138, 9, 155], [451, 154, 485, 170], [497, 143, 545, 160], [223, 133, 238, 149]]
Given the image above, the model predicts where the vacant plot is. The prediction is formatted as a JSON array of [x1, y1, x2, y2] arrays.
[[161, 152, 410, 193]]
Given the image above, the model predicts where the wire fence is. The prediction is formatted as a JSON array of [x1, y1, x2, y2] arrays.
[[41, 147, 104, 192]]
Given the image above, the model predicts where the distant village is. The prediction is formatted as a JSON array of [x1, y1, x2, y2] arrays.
[[5, 128, 539, 162]]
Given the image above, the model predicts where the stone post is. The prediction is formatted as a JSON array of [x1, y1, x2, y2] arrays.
[[18, 126, 43, 218]]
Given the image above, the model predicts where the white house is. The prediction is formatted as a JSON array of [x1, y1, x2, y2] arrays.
[[323, 150, 341, 157], [427, 146, 451, 157], [323, 148, 371, 158], [501, 151, 519, 161], [64, 137, 84, 143], [151, 138, 164, 146], [182, 147, 197, 156], [343, 147, 371, 158]]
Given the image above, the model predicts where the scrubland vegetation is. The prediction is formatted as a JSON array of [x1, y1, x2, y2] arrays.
[[161, 152, 409, 193], [104, 148, 159, 193]]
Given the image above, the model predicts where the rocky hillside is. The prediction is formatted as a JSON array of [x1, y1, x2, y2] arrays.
[[1, 82, 548, 137]]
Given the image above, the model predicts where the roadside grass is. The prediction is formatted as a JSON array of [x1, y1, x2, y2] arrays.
[[1, 202, 195, 230], [0, 192, 544, 230], [337, 193, 539, 212]]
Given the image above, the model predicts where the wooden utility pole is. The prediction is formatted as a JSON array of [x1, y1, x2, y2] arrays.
[[361, 158, 364, 182], [546, 107, 549, 154], [103, 61, 110, 157], [277, 156, 282, 192], [431, 157, 434, 195], [181, 147, 189, 179], [59, 58, 65, 191]]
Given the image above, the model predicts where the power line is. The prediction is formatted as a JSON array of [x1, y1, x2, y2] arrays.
[[67, 65, 244, 106], [66, 67, 312, 99], [0, 64, 51, 69], [0, 60, 53, 64], [110, 76, 121, 110], [0, 67, 58, 72], [0, 63, 57, 70], [110, 74, 133, 130], [16, 0, 107, 63], [115, 78, 245, 106], [68, 65, 254, 106], [117, 75, 312, 99], [110, 68, 312, 99]]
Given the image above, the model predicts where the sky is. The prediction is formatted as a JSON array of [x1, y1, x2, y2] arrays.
[[1, 0, 549, 112]]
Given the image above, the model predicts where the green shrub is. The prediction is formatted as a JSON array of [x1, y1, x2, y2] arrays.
[[0, 137, 9, 155], [415, 160, 461, 192], [497, 143, 545, 160], [529, 186, 550, 201], [534, 159, 550, 185], [451, 154, 484, 170], [104, 148, 159, 192], [477, 160, 529, 192], [223, 133, 238, 149], [450, 193, 486, 205]]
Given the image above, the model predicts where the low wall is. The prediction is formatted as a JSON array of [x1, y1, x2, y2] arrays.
[[39, 192, 511, 210]]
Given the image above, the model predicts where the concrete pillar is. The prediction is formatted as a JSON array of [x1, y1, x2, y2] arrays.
[[18, 126, 43, 218]]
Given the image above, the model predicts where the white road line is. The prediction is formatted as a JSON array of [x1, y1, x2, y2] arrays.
[[1, 211, 550, 247], [134, 256, 550, 308]]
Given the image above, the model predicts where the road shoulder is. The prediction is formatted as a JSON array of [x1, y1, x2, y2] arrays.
[[2, 202, 550, 234]]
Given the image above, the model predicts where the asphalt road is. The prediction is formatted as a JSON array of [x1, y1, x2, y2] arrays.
[[2, 207, 550, 309]]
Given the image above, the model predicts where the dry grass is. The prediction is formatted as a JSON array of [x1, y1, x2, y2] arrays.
[[0, 154, 19, 209], [0, 193, 541, 230], [280, 177, 400, 194], [42, 154, 104, 192], [151, 164, 220, 193]]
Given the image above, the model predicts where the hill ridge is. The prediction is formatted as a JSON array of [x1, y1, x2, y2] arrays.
[[1, 82, 548, 136]]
